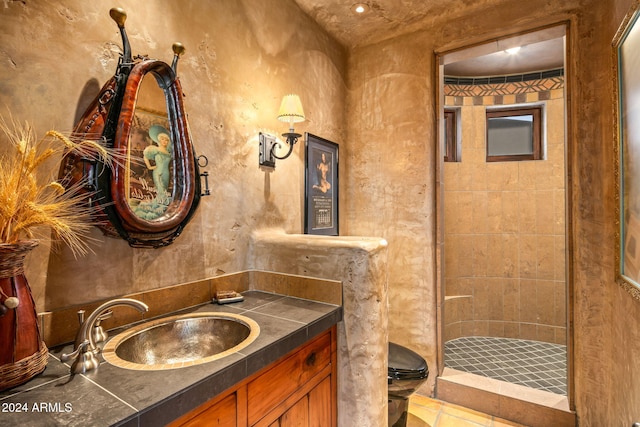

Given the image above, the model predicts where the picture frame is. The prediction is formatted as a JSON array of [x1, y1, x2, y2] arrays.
[[304, 133, 339, 235], [614, 0, 640, 301], [126, 107, 174, 220]]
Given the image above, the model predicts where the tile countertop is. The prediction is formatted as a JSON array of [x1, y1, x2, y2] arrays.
[[0, 291, 342, 427]]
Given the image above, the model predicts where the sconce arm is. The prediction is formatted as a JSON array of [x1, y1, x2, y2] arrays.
[[271, 132, 301, 160]]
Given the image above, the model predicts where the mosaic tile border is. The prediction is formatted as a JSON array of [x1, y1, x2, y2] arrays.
[[445, 76, 564, 100]]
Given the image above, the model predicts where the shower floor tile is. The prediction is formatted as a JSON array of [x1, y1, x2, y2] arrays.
[[444, 336, 567, 395]]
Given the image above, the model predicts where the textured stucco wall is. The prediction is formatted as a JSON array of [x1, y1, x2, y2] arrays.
[[0, 0, 346, 310], [346, 31, 437, 394], [577, 0, 640, 424], [346, 0, 640, 424]]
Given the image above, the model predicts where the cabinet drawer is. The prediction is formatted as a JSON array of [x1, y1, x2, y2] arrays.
[[247, 332, 332, 425]]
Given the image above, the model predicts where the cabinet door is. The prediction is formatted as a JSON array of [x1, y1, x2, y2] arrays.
[[173, 393, 237, 427], [280, 396, 309, 427], [266, 377, 332, 427], [308, 377, 331, 427], [247, 332, 331, 424]]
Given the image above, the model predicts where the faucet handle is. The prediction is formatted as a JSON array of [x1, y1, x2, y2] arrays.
[[91, 310, 113, 345], [61, 340, 100, 374], [76, 309, 85, 325], [61, 339, 90, 363], [95, 309, 113, 323]]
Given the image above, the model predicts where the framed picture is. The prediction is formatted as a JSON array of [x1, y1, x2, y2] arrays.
[[614, 1, 640, 300], [304, 133, 339, 235], [126, 107, 174, 221]]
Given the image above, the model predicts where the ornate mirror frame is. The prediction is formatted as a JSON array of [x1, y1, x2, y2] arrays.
[[614, 0, 640, 300], [60, 8, 206, 248], [110, 60, 199, 235]]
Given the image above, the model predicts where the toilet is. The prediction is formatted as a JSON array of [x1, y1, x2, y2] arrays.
[[388, 342, 429, 427]]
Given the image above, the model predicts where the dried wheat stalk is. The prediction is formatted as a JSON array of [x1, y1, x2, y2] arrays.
[[0, 116, 118, 256]]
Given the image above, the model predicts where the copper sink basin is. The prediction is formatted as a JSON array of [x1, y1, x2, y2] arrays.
[[102, 312, 260, 370]]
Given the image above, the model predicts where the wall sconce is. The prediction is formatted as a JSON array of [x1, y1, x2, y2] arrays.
[[259, 94, 305, 168]]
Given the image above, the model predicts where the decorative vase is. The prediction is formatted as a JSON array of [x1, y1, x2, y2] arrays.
[[0, 240, 48, 391]]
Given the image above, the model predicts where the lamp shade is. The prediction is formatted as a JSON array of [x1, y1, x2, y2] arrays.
[[277, 94, 305, 123]]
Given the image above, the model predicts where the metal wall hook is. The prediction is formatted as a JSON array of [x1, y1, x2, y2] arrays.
[[197, 154, 209, 168], [171, 42, 186, 74], [198, 155, 210, 196], [200, 171, 211, 196]]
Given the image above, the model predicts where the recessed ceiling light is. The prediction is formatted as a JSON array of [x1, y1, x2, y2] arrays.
[[505, 46, 521, 55], [351, 3, 370, 14]]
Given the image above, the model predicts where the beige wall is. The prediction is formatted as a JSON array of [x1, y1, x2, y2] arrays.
[[577, 0, 640, 423], [346, 0, 640, 424], [0, 0, 347, 310], [443, 83, 567, 345], [346, 29, 438, 393], [345, 1, 575, 397]]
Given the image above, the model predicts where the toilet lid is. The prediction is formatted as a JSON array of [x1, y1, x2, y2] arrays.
[[388, 342, 429, 381]]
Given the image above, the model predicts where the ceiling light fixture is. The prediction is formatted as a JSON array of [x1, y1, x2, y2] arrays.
[[505, 46, 521, 55], [351, 3, 370, 14]]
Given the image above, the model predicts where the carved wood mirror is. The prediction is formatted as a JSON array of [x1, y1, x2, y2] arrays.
[[60, 8, 207, 248]]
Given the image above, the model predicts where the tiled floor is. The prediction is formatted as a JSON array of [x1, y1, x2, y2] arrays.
[[444, 336, 567, 395], [407, 394, 529, 427]]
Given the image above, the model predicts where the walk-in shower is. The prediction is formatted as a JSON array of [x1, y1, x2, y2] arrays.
[[438, 25, 569, 399]]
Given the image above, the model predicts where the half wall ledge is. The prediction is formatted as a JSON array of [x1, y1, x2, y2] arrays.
[[250, 229, 389, 427]]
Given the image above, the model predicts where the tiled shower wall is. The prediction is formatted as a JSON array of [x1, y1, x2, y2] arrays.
[[443, 77, 566, 345]]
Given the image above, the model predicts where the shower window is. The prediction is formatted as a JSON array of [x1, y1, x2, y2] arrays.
[[444, 108, 460, 162], [486, 106, 542, 162]]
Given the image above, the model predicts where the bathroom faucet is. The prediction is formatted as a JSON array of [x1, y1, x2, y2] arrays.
[[61, 298, 149, 374]]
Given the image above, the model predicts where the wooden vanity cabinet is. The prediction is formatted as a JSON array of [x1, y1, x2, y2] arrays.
[[168, 326, 337, 427]]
